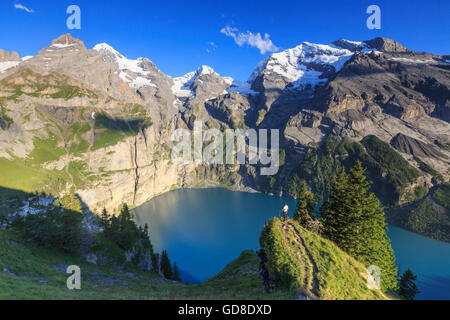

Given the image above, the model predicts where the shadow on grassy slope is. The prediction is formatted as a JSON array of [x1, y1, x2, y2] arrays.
[[0, 186, 292, 300], [92, 112, 152, 151]]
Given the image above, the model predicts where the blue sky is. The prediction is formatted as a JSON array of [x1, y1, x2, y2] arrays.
[[0, 0, 449, 80]]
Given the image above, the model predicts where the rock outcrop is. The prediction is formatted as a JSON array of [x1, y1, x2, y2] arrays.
[[0, 49, 20, 62], [363, 37, 410, 53], [391, 133, 447, 159]]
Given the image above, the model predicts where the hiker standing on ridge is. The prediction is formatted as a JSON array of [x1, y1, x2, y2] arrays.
[[280, 202, 289, 221]]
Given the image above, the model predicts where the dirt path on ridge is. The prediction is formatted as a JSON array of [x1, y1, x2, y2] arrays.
[[282, 222, 320, 299]]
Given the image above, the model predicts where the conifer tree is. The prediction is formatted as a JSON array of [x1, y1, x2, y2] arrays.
[[152, 253, 160, 274], [100, 208, 109, 230], [109, 215, 119, 241], [119, 203, 132, 226], [349, 161, 397, 291], [293, 181, 316, 230], [140, 223, 153, 252], [116, 203, 139, 250], [320, 168, 355, 247], [160, 250, 173, 279], [172, 262, 181, 282], [320, 161, 398, 291], [399, 269, 419, 300]]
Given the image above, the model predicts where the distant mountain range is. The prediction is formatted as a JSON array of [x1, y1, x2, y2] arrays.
[[0, 34, 448, 241]]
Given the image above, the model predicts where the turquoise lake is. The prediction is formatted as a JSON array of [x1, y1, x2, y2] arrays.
[[134, 188, 450, 300]]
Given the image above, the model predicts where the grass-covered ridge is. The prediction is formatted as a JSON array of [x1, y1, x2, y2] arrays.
[[0, 229, 293, 300], [0, 68, 98, 102], [259, 218, 394, 300]]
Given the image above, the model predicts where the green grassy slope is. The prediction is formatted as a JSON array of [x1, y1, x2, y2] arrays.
[[0, 158, 69, 197], [0, 230, 293, 300], [259, 218, 394, 300]]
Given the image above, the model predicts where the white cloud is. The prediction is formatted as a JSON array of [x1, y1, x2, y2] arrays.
[[206, 42, 218, 54], [220, 25, 278, 54], [14, 3, 34, 13]]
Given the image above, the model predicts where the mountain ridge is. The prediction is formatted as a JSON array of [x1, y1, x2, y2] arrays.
[[0, 33, 448, 241]]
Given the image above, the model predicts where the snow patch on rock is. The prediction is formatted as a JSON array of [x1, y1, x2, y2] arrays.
[[0, 61, 20, 73], [171, 65, 216, 98], [227, 80, 258, 95], [249, 41, 354, 90], [51, 43, 75, 49], [93, 43, 156, 89]]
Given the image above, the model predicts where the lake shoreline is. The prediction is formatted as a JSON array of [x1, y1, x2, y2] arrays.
[[133, 186, 449, 244], [134, 188, 450, 299]]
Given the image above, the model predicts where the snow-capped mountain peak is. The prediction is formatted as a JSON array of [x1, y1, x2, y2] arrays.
[[93, 43, 156, 89], [248, 41, 355, 90], [93, 43, 124, 60], [172, 64, 261, 98], [197, 65, 214, 75], [172, 65, 219, 98]]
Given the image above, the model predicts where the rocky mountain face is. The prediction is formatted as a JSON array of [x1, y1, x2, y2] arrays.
[[0, 49, 20, 62], [0, 34, 449, 229], [391, 133, 447, 159]]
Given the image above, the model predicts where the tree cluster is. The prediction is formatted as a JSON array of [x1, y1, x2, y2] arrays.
[[294, 161, 399, 291], [16, 188, 83, 253], [100, 203, 180, 281]]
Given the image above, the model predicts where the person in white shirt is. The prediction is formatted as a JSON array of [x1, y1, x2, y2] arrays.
[[280, 202, 289, 221]]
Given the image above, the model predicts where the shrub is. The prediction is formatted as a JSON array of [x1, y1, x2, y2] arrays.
[[17, 206, 83, 253]]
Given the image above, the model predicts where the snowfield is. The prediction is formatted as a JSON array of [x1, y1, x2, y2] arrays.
[[248, 41, 354, 90], [0, 61, 20, 74], [91, 39, 394, 100], [94, 43, 156, 89]]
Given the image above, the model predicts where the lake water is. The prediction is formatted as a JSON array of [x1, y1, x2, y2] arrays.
[[134, 188, 450, 300]]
